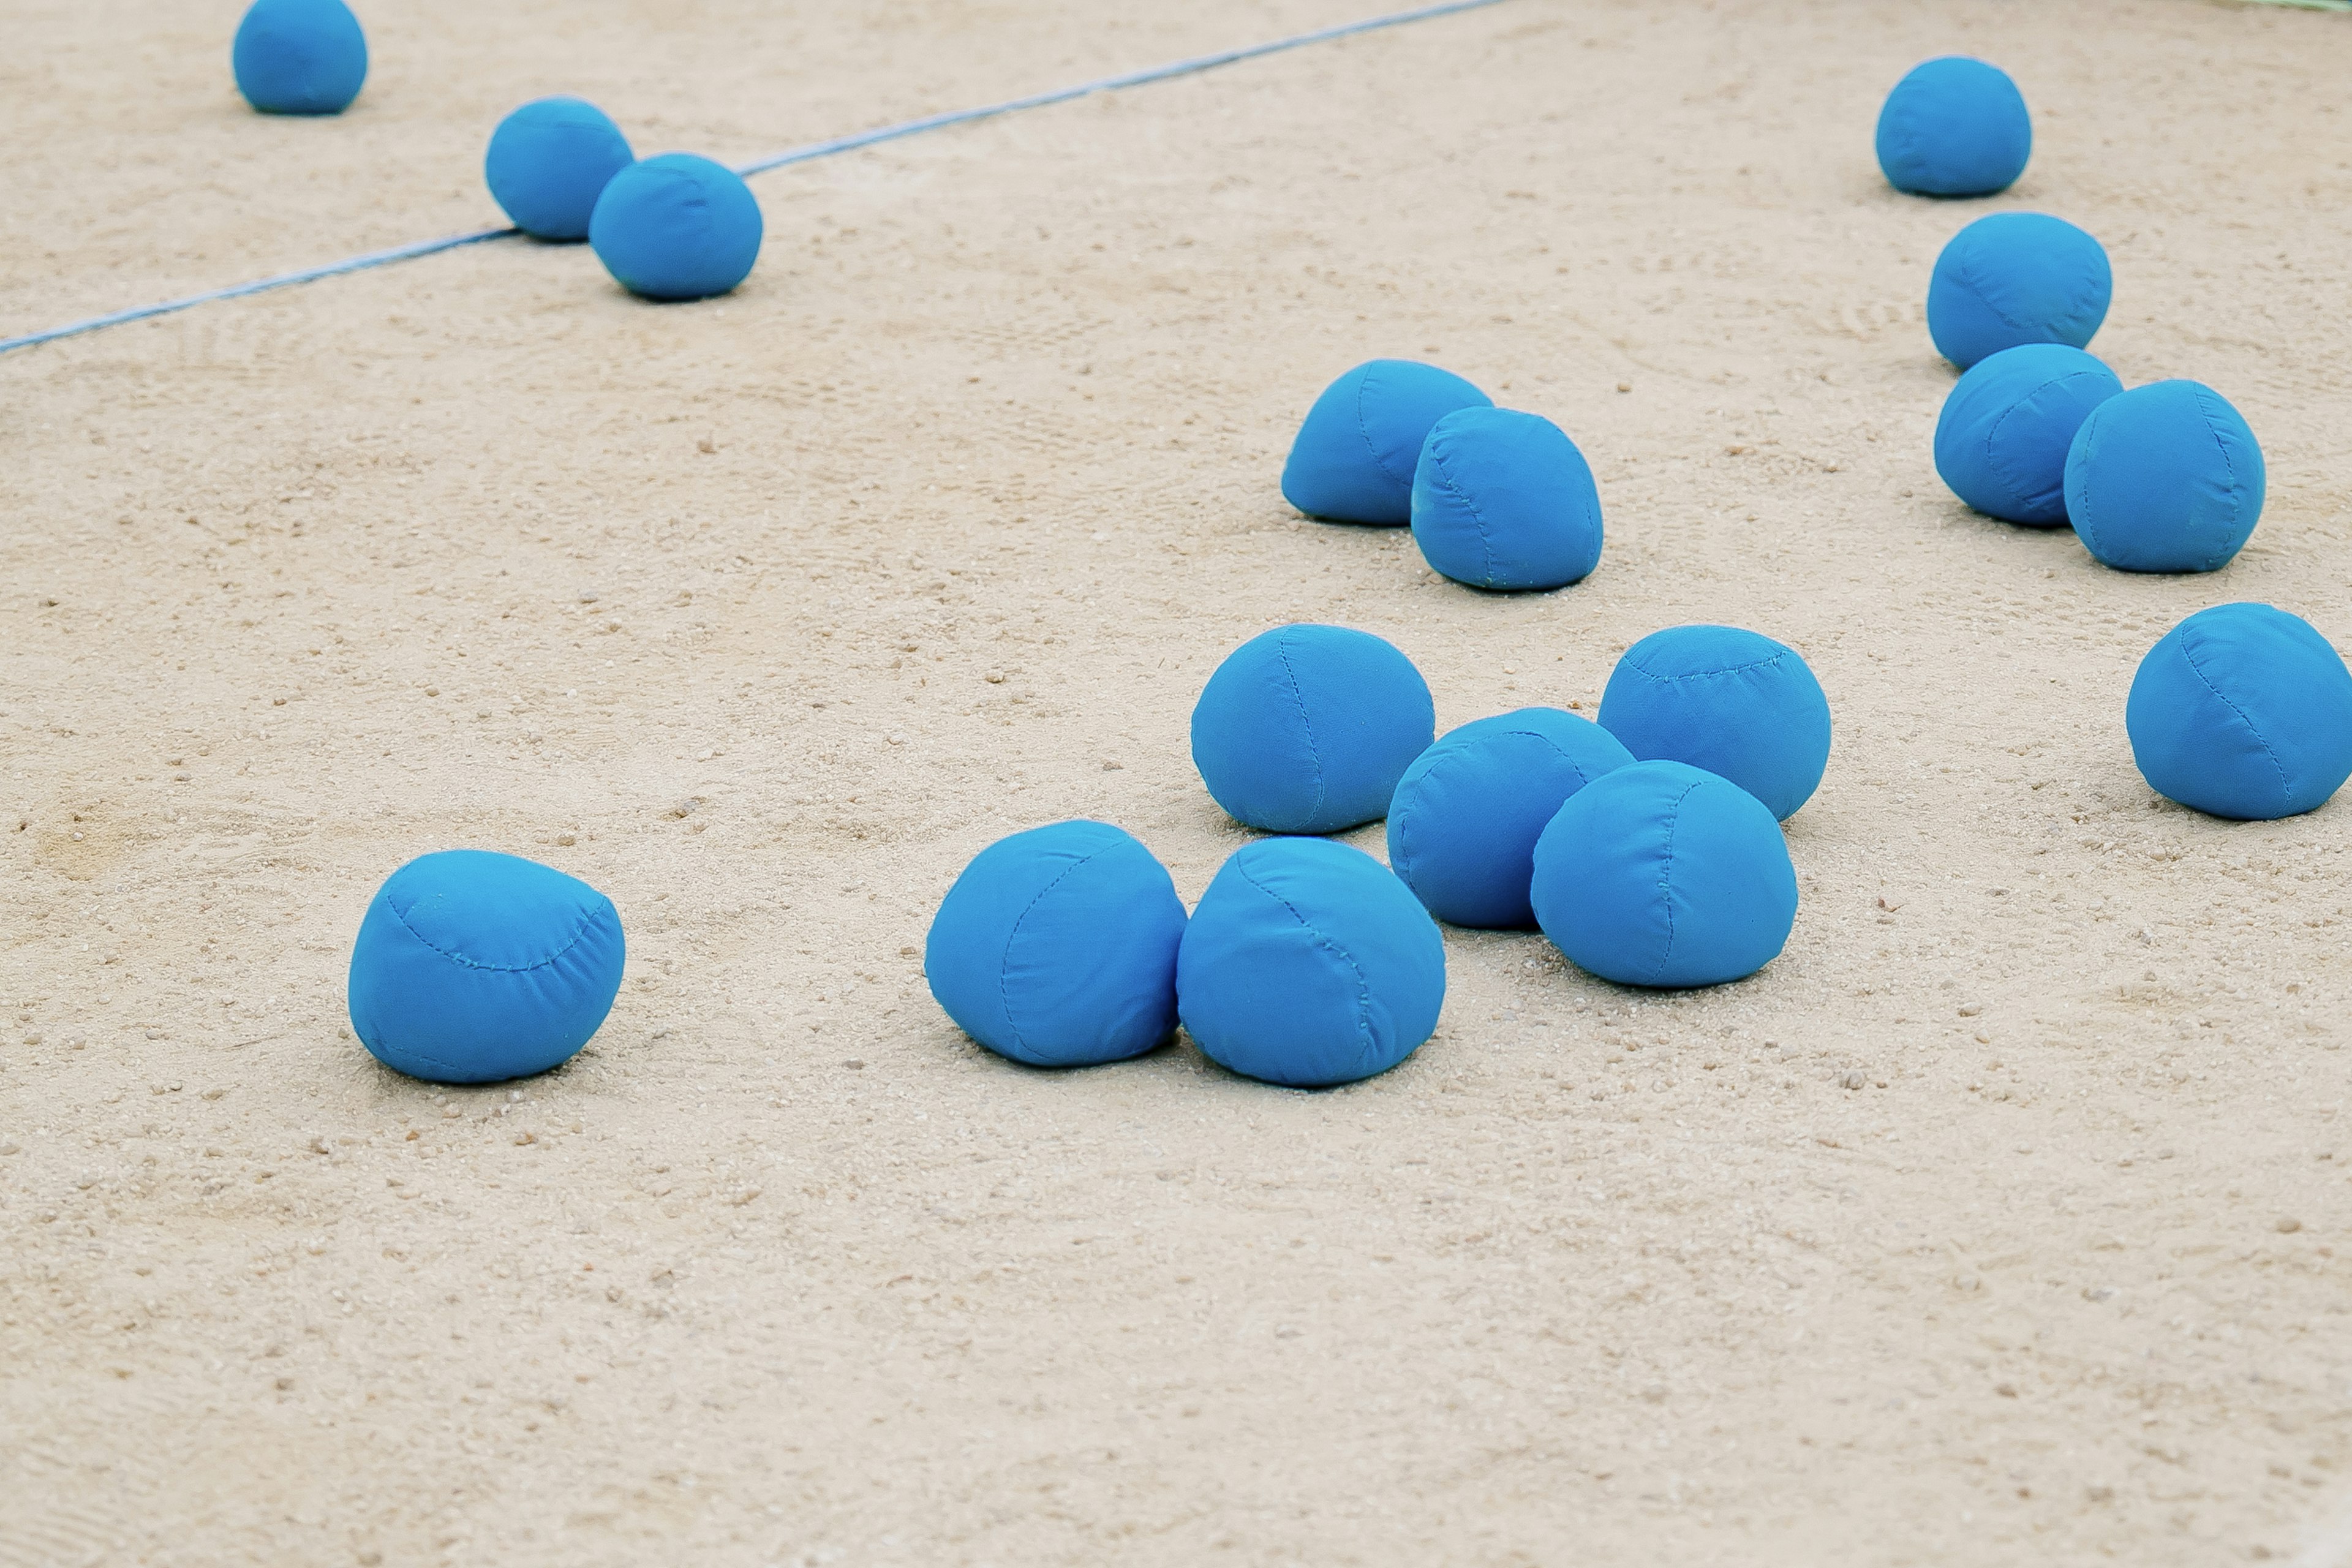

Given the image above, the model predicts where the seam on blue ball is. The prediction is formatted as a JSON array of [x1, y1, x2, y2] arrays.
[[1956, 239, 2040, 336], [1627, 652, 1785, 684], [1271, 631, 1329, 823], [995, 842, 1115, 1057], [1235, 856, 1375, 1068], [386, 897, 605, 974], [1354, 368, 1415, 493], [2176, 628, 2290, 806], [1424, 438, 1498, 586], [1981, 369, 2106, 507], [1647, 779, 1702, 985], [2188, 386, 2246, 573]]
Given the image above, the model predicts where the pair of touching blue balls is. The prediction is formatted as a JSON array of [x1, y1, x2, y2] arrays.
[[1283, 361, 1605, 593], [926, 822, 1444, 1090]]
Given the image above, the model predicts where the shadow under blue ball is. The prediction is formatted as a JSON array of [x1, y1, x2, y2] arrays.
[[1597, 625, 1831, 821], [1875, 56, 2030, 198], [1410, 407, 1604, 591], [233, 0, 368, 117], [589, 153, 763, 302], [486, 97, 635, 242], [1927, 213, 2111, 370], [1933, 343, 2121, 526], [2065, 380, 2265, 574], [1387, 709, 1633, 929], [347, 850, 625, 1085], [1177, 837, 1444, 1088], [925, 820, 1186, 1068], [1281, 360, 1491, 526], [1191, 624, 1435, 835], [2126, 604, 2352, 821], [1531, 761, 1797, 989]]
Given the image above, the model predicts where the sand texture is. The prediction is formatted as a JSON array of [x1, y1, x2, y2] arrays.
[[7, 0, 2352, 1562]]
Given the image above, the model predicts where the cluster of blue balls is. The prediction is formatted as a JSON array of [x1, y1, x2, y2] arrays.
[[1882, 56, 2352, 825], [231, 0, 764, 301], [928, 620, 1830, 1089]]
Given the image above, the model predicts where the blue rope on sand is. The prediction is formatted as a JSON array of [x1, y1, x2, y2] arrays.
[[0, 0, 1510, 357]]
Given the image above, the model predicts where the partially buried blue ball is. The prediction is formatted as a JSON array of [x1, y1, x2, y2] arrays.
[[925, 821, 1187, 1068], [1597, 625, 1831, 821], [1410, 407, 1604, 592], [1927, 213, 2111, 370], [1387, 709, 1633, 929], [348, 850, 625, 1085], [1191, 624, 1435, 835], [1281, 360, 1492, 525], [1933, 344, 2122, 526], [1531, 761, 1798, 989], [2126, 605, 2352, 822], [589, 154, 764, 302], [2065, 380, 2265, 574], [232, 0, 368, 117], [486, 97, 635, 242], [1177, 837, 1445, 1088], [1875, 56, 2030, 198]]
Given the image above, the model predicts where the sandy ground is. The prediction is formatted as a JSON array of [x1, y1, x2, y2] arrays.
[[6, 0, 2352, 1562]]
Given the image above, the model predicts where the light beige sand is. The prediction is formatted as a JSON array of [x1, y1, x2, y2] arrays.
[[7, 0, 2352, 1562]]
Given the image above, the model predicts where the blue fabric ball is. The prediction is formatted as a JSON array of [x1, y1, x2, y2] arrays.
[[232, 0, 368, 116], [1932, 344, 2122, 526], [1409, 407, 1604, 591], [924, 821, 1187, 1068], [1531, 761, 1798, 989], [1597, 626, 1831, 821], [2126, 604, 2352, 821], [486, 97, 635, 242], [1875, 56, 2030, 198], [347, 850, 625, 1085], [1177, 837, 1445, 1087], [2065, 380, 2266, 574], [589, 154, 764, 302], [1926, 213, 2112, 369], [1387, 709, 1634, 929], [1281, 360, 1492, 525], [1191, 624, 1435, 834]]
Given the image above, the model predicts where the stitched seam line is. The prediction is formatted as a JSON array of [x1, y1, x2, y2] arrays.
[[2190, 388, 2244, 572], [1357, 369, 1415, 491], [2072, 411, 2106, 553], [1236, 858, 1374, 1066], [1624, 652, 1785, 684], [1959, 239, 2041, 334], [997, 843, 1114, 1057], [1981, 370, 2108, 499], [2176, 629, 2289, 802], [388, 899, 600, 975], [1648, 780, 1703, 985], [1272, 631, 1327, 823], [1427, 439, 1498, 583]]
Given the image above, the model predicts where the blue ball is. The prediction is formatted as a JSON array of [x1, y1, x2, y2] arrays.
[[347, 850, 625, 1085], [1597, 626, 1831, 821], [1933, 344, 2122, 525], [486, 97, 635, 242], [232, 0, 367, 116], [1875, 56, 2030, 198], [1387, 709, 1634, 929], [589, 154, 764, 302], [1926, 213, 2111, 369], [1531, 761, 1798, 989], [2066, 380, 2266, 575], [1191, 624, 1435, 835], [924, 821, 1187, 1068], [1409, 407, 1604, 591], [1177, 837, 1445, 1087], [1281, 360, 1492, 525], [2126, 605, 2352, 821]]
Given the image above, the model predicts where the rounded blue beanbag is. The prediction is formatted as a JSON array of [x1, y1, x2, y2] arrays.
[[486, 97, 636, 242], [1597, 626, 1831, 821], [1875, 57, 2030, 198], [589, 154, 764, 301], [2065, 380, 2266, 574], [2125, 604, 2352, 821], [347, 850, 625, 1085], [1531, 761, 1798, 989], [924, 821, 1187, 1068], [1191, 624, 1436, 834], [232, 0, 368, 116], [1932, 344, 2122, 526], [1386, 709, 1634, 929], [1409, 407, 1604, 591], [1927, 213, 2111, 370], [1281, 361, 1493, 525], [1177, 837, 1445, 1087]]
